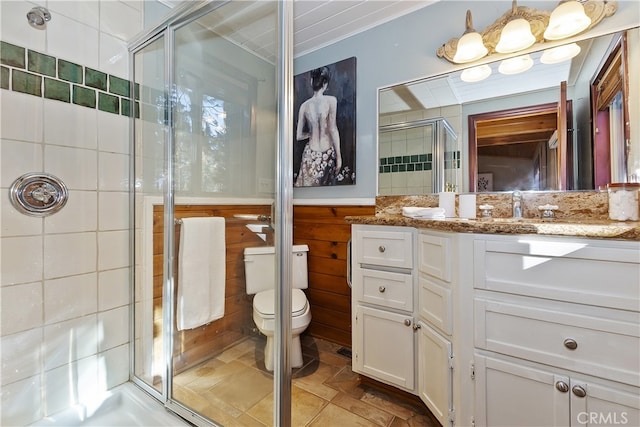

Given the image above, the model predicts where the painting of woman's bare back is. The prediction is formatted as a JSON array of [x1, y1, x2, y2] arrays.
[[293, 57, 356, 187]]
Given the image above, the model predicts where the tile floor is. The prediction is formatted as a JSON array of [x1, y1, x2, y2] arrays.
[[173, 334, 440, 427]]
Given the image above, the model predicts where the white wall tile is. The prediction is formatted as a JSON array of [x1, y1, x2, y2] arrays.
[[99, 152, 129, 191], [97, 305, 129, 351], [45, 190, 97, 234], [0, 0, 46, 51], [0, 375, 42, 426], [98, 110, 129, 154], [44, 273, 97, 324], [44, 145, 97, 191], [0, 91, 43, 143], [47, 1, 100, 30], [1, 328, 42, 385], [44, 314, 98, 370], [1, 236, 42, 286], [99, 32, 129, 79], [97, 343, 129, 391], [98, 268, 129, 311], [43, 100, 98, 150], [100, 1, 142, 41], [98, 230, 129, 270], [98, 192, 128, 231], [43, 355, 98, 416], [47, 12, 99, 69], [0, 282, 43, 336], [1, 189, 43, 237], [0, 139, 43, 188], [44, 233, 96, 279]]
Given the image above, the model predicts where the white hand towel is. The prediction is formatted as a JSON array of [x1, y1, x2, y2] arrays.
[[402, 207, 446, 219], [177, 217, 226, 331]]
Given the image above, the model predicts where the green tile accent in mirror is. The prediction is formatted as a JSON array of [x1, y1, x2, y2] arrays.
[[0, 40, 137, 117], [379, 151, 460, 174]]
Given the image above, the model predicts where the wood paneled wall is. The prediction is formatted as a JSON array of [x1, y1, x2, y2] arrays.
[[293, 205, 375, 348], [153, 204, 272, 373], [152, 203, 374, 373]]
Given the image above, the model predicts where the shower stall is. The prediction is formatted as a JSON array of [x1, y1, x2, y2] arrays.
[[130, 2, 295, 425]]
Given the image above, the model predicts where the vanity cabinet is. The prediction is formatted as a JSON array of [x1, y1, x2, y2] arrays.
[[351, 225, 417, 392], [417, 231, 455, 427], [472, 235, 640, 427]]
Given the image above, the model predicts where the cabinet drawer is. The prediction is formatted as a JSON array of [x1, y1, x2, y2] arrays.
[[355, 268, 413, 312], [474, 237, 640, 311], [475, 297, 640, 387], [418, 232, 451, 282], [355, 229, 413, 269], [419, 276, 452, 335]]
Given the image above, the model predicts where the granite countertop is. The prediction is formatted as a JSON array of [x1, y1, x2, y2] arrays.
[[345, 214, 640, 241], [346, 192, 640, 240]]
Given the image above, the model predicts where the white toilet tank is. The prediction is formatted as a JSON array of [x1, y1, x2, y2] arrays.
[[244, 245, 309, 295]]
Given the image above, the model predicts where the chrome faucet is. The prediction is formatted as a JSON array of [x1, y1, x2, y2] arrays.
[[512, 191, 522, 218]]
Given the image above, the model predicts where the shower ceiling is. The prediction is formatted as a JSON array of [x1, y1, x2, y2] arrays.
[[162, 0, 438, 61]]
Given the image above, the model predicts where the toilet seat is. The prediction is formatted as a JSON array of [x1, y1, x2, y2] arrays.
[[253, 289, 308, 318]]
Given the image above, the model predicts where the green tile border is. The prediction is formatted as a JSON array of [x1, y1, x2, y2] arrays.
[[379, 151, 461, 174], [0, 40, 137, 118]]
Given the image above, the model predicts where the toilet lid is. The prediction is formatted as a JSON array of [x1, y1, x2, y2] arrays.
[[253, 289, 308, 317]]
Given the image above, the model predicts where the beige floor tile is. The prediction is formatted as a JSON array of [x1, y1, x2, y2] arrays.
[[324, 365, 367, 399], [308, 403, 379, 427], [217, 337, 261, 363], [331, 392, 395, 427], [208, 367, 274, 412], [359, 389, 419, 420]]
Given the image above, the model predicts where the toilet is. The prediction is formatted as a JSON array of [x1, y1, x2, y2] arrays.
[[243, 244, 312, 371]]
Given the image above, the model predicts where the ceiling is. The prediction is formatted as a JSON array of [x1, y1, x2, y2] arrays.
[[163, 0, 438, 59]]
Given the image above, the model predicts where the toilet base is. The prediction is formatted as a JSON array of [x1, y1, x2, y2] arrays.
[[263, 335, 304, 372]]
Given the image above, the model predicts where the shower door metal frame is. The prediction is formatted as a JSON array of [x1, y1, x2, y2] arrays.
[[128, 1, 295, 426]]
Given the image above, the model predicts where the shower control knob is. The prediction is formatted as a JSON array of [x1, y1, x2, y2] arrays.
[[378, 245, 386, 253], [378, 286, 386, 293]]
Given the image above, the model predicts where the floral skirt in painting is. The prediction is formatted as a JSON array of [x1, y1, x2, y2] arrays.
[[295, 145, 337, 187]]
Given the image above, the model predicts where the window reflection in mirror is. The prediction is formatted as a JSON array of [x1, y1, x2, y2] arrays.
[[377, 28, 639, 195]]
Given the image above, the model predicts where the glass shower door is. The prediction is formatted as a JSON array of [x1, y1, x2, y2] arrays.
[[132, 2, 289, 426], [132, 34, 167, 397]]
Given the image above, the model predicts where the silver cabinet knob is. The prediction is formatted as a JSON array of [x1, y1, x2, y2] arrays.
[[563, 338, 578, 350], [378, 245, 386, 253], [555, 381, 569, 393], [412, 323, 422, 331], [404, 319, 412, 327], [378, 286, 386, 293], [572, 385, 587, 398]]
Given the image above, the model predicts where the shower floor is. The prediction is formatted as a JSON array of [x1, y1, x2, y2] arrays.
[[173, 334, 439, 426]]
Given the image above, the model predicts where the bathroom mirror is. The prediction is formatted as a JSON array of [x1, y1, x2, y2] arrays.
[[378, 28, 639, 195]]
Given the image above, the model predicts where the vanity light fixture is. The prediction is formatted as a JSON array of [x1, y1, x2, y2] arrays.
[[498, 54, 534, 75], [452, 10, 488, 63], [437, 0, 618, 65], [544, 1, 591, 40], [460, 64, 492, 82], [540, 42, 581, 64], [495, 1, 536, 54]]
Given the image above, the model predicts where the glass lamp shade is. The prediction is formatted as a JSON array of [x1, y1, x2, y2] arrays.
[[495, 18, 536, 53], [460, 64, 492, 82], [498, 54, 534, 75], [544, 1, 591, 40], [453, 31, 488, 63], [540, 43, 581, 64]]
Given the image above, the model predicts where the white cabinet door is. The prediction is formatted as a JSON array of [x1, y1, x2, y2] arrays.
[[418, 321, 452, 427], [569, 378, 640, 427], [474, 352, 570, 427], [353, 305, 415, 391]]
